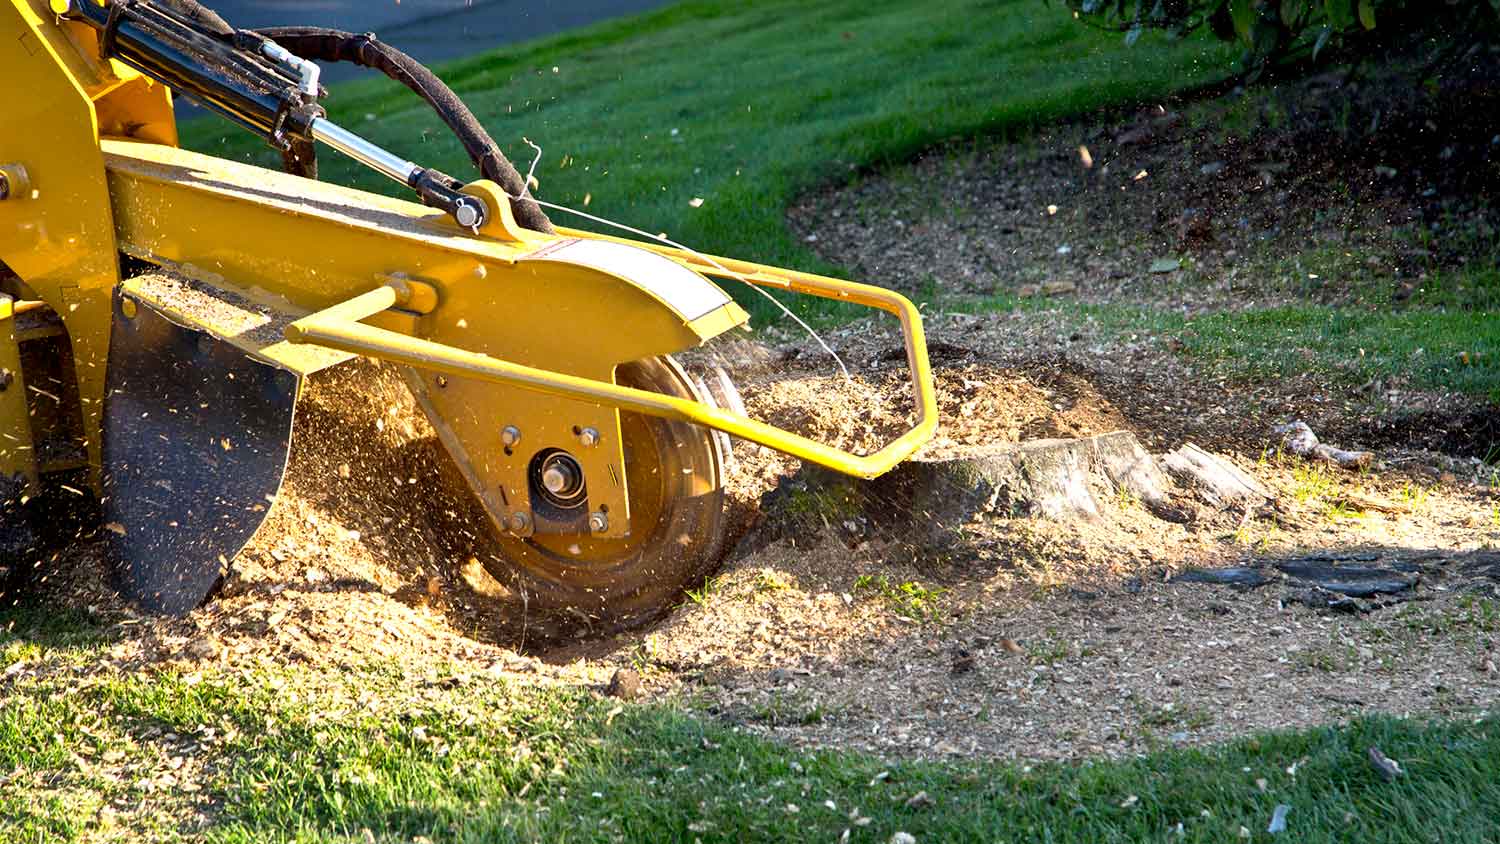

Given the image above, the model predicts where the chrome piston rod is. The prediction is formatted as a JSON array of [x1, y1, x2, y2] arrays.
[[309, 118, 420, 186]]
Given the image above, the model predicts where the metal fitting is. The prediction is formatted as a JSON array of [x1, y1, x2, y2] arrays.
[[541, 463, 575, 496], [0, 164, 30, 201], [500, 425, 521, 447], [261, 40, 321, 98], [507, 511, 532, 534], [588, 511, 609, 534], [577, 427, 600, 447], [453, 199, 483, 229], [0, 369, 13, 393]]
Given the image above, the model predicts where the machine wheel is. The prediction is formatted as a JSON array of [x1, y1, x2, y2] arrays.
[[484, 356, 727, 631]]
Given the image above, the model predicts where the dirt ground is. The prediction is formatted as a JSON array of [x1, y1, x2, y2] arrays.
[[19, 313, 1497, 763], [12, 61, 1500, 764]]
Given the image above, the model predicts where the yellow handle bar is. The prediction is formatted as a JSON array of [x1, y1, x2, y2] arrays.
[[285, 246, 937, 480]]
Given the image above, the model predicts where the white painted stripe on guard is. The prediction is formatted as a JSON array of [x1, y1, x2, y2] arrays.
[[522, 238, 731, 321]]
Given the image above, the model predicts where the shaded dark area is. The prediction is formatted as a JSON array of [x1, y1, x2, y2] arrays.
[[1175, 548, 1500, 612]]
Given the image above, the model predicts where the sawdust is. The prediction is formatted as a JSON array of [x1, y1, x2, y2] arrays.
[[17, 322, 1496, 764]]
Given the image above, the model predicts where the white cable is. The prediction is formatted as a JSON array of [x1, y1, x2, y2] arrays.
[[505, 142, 851, 379]]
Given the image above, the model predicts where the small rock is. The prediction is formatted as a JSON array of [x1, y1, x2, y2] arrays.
[[904, 791, 935, 809], [998, 638, 1023, 655], [890, 834, 917, 844], [1268, 803, 1291, 834], [1199, 161, 1225, 176], [1368, 747, 1403, 782], [605, 668, 642, 701]]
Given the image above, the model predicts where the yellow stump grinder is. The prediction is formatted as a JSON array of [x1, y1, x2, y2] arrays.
[[0, 0, 936, 626]]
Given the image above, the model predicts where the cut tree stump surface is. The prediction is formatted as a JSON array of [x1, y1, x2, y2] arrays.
[[756, 431, 1207, 548]]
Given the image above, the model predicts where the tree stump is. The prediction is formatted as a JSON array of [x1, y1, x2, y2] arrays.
[[755, 431, 1183, 549], [1160, 443, 1269, 508]]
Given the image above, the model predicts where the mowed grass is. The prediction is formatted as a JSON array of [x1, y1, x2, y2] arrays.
[[3, 606, 1498, 843], [179, 0, 1234, 320]]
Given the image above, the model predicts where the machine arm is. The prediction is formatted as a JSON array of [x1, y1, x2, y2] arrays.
[[55, 0, 487, 228]]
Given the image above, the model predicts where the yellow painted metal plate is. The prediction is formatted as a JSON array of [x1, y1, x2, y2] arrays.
[[121, 270, 355, 378], [101, 139, 748, 539], [0, 295, 37, 487]]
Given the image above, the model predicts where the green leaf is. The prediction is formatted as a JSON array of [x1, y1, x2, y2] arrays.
[[1312, 24, 1334, 59], [1281, 0, 1306, 27], [1229, 0, 1257, 40], [1357, 0, 1376, 29], [1324, 0, 1354, 28]]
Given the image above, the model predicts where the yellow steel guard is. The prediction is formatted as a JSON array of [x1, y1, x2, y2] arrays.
[[287, 261, 938, 480]]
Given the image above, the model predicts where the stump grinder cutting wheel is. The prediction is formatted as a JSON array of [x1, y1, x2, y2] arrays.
[[0, 0, 937, 628]]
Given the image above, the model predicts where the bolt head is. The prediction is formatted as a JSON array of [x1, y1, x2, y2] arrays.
[[507, 511, 531, 533], [541, 465, 571, 495], [588, 512, 609, 533], [454, 201, 483, 229], [578, 427, 600, 447], [500, 425, 520, 447]]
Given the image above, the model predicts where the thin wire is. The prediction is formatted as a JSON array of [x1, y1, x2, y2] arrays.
[[507, 141, 851, 380]]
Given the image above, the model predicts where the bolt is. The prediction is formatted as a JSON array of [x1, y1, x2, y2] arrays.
[[541, 465, 569, 495], [588, 511, 609, 533], [500, 425, 520, 447], [120, 299, 138, 319], [577, 427, 600, 447], [507, 511, 531, 534], [0, 369, 12, 392]]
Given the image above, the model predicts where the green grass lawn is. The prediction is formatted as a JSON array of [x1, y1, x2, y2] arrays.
[[180, 0, 1235, 320], [3, 605, 1498, 843]]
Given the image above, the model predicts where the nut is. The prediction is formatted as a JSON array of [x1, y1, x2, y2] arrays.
[[507, 511, 531, 534], [577, 427, 600, 447], [588, 511, 609, 533], [500, 425, 521, 447]]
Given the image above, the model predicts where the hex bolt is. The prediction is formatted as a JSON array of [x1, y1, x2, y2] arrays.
[[541, 464, 571, 495], [588, 511, 609, 533], [577, 427, 600, 447], [507, 511, 532, 534], [500, 425, 521, 447]]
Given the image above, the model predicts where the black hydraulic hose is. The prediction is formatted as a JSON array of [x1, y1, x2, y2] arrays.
[[254, 27, 552, 233]]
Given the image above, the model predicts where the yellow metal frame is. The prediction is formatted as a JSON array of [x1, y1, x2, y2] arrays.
[[0, 295, 37, 486], [285, 257, 937, 481], [3, 0, 937, 557]]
